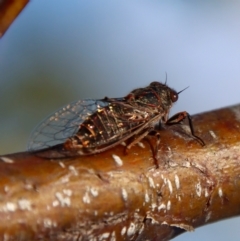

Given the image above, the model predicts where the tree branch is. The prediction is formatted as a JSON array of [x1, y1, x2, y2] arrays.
[[1, 104, 240, 240], [0, 0, 29, 37]]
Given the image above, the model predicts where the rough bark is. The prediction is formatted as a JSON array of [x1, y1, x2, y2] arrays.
[[1, 104, 240, 240]]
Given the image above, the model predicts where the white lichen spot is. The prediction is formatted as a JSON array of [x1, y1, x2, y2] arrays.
[[43, 218, 53, 228], [196, 182, 202, 197], [174, 175, 180, 189], [110, 231, 116, 241], [121, 226, 127, 236], [145, 192, 150, 203], [183, 161, 191, 168], [68, 165, 78, 176], [127, 222, 136, 237], [1, 157, 14, 163], [161, 221, 169, 225], [158, 203, 166, 212], [167, 200, 171, 210], [99, 232, 110, 240], [218, 187, 223, 198], [209, 130, 217, 139], [24, 183, 35, 190], [205, 188, 209, 197], [18, 199, 32, 211], [112, 154, 123, 166], [148, 177, 155, 188], [82, 192, 91, 204], [58, 161, 65, 168], [6, 202, 17, 212], [4, 186, 9, 193], [55, 192, 71, 207], [63, 189, 72, 196], [52, 200, 59, 207], [90, 187, 99, 197], [121, 188, 128, 201], [151, 203, 157, 211], [137, 142, 145, 148], [167, 179, 173, 194], [205, 211, 212, 222], [121, 141, 126, 146], [60, 176, 70, 184]]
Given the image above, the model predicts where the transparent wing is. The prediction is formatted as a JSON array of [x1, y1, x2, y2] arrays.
[[27, 98, 120, 151]]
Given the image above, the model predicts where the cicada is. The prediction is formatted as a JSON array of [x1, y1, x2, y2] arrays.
[[28, 81, 204, 158]]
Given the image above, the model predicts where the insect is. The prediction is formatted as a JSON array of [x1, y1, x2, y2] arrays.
[[28, 81, 204, 158]]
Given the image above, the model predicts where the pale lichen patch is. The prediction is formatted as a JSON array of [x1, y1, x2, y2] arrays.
[[137, 142, 145, 148], [167, 200, 171, 210], [52, 200, 59, 207], [99, 232, 110, 240], [148, 177, 155, 188], [205, 188, 209, 197], [18, 199, 32, 211], [167, 179, 173, 194], [4, 186, 9, 193], [127, 222, 136, 237], [112, 154, 123, 166], [43, 218, 55, 228], [205, 211, 212, 222], [58, 161, 65, 168], [209, 130, 217, 139], [82, 191, 91, 204], [55, 192, 71, 207], [121, 188, 128, 201], [1, 157, 14, 163], [68, 165, 78, 176], [5, 202, 17, 212], [218, 187, 223, 198], [158, 203, 166, 212], [60, 176, 70, 184], [145, 192, 150, 203], [174, 174, 180, 189], [195, 182, 202, 197], [121, 226, 127, 236], [90, 187, 99, 197], [63, 189, 72, 196]]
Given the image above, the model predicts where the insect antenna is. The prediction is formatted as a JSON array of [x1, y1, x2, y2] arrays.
[[164, 72, 168, 85], [177, 86, 189, 95]]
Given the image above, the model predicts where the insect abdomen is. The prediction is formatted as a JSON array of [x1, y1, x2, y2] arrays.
[[63, 102, 147, 152]]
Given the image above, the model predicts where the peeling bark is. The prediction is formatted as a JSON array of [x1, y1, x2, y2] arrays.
[[1, 104, 240, 240]]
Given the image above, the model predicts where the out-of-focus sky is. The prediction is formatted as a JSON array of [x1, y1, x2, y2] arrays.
[[1, 1, 240, 240]]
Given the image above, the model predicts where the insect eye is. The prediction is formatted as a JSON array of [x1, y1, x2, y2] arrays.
[[170, 91, 178, 102]]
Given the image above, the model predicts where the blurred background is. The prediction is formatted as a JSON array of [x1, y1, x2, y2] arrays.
[[1, 1, 240, 240]]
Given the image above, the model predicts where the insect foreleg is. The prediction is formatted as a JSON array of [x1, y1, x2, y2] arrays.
[[166, 111, 205, 146]]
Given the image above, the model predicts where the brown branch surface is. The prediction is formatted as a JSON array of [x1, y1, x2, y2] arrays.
[[0, 0, 29, 37], [1, 104, 240, 240]]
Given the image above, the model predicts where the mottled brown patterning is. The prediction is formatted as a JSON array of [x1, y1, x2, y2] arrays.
[[28, 81, 204, 158]]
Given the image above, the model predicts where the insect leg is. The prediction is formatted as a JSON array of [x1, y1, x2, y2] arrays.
[[166, 111, 205, 146], [125, 127, 154, 151], [124, 127, 160, 168]]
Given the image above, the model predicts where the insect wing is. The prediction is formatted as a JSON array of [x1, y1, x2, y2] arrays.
[[27, 99, 117, 151]]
